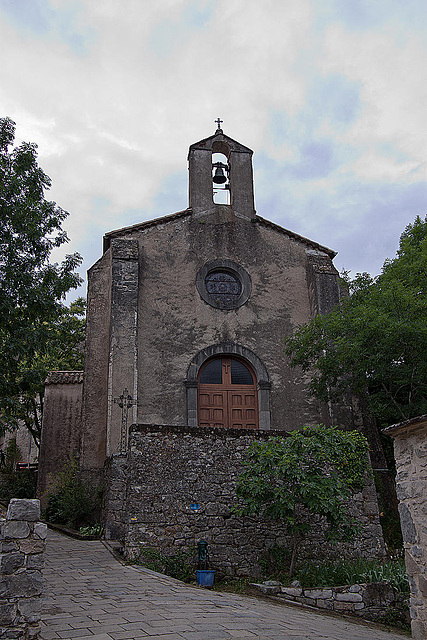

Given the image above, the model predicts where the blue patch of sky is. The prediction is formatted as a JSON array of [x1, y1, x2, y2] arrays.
[[182, 0, 215, 29], [314, 0, 427, 36], [292, 141, 335, 180], [307, 75, 361, 126], [147, 0, 215, 57], [0, 0, 92, 55], [150, 170, 188, 216], [261, 75, 362, 183], [0, 0, 51, 34], [331, 181, 427, 275]]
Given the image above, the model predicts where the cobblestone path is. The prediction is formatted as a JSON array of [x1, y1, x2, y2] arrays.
[[41, 530, 406, 640]]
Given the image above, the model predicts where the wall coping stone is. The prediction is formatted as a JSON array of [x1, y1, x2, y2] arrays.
[[129, 423, 289, 439], [7, 499, 40, 522], [252, 580, 408, 626]]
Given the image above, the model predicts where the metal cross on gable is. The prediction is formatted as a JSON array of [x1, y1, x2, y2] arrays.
[[113, 388, 137, 454], [215, 117, 223, 130]]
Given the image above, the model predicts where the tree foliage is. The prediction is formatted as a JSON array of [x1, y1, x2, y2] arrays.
[[285, 216, 427, 427], [235, 425, 369, 577], [0, 117, 83, 446]]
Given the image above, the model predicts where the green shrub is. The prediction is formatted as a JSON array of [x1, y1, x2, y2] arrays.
[[0, 469, 37, 502], [79, 523, 104, 537], [134, 546, 196, 582], [0, 440, 37, 502], [295, 558, 409, 593], [44, 458, 103, 529]]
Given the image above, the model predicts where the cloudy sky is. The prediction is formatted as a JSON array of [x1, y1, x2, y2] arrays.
[[1, 0, 426, 300]]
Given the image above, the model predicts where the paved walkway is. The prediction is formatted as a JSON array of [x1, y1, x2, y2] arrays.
[[41, 530, 407, 640]]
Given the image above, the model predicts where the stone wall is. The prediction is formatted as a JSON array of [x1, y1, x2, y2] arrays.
[[122, 424, 384, 577], [0, 499, 46, 639], [38, 372, 83, 502], [384, 415, 427, 640], [103, 454, 128, 543], [254, 580, 408, 626]]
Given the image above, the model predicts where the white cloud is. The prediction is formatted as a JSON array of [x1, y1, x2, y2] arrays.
[[0, 0, 425, 299]]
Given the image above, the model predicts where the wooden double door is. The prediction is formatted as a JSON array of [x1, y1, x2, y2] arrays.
[[198, 357, 258, 429]]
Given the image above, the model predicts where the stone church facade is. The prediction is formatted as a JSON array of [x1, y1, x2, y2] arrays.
[[39, 126, 385, 573]]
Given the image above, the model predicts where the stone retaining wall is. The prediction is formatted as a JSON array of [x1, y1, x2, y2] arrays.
[[0, 499, 46, 639], [384, 415, 427, 640], [122, 424, 385, 576], [254, 580, 408, 625]]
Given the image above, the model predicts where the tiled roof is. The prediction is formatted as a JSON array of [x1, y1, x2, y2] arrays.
[[383, 414, 427, 436], [45, 371, 83, 385]]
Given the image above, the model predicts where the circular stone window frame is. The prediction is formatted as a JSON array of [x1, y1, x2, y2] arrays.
[[196, 259, 251, 310]]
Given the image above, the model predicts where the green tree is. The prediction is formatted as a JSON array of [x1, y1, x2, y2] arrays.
[[1, 298, 86, 447], [235, 425, 369, 577], [285, 216, 427, 427], [0, 116, 83, 447]]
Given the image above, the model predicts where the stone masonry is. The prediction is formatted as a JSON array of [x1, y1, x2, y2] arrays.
[[0, 499, 46, 639], [384, 415, 427, 640], [121, 424, 385, 576], [254, 580, 408, 625]]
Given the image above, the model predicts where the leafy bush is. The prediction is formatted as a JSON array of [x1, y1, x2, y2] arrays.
[[0, 469, 37, 502], [79, 523, 104, 537], [235, 426, 369, 577], [0, 440, 37, 502], [44, 458, 103, 529], [295, 558, 409, 593], [134, 546, 196, 582]]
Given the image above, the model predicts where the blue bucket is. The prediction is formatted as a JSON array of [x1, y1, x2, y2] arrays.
[[197, 570, 215, 587]]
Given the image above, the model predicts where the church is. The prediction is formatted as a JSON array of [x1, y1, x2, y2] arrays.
[[38, 124, 384, 573]]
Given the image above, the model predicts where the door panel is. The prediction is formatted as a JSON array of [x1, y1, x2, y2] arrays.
[[198, 357, 258, 429]]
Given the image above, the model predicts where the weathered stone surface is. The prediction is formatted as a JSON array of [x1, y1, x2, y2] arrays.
[[281, 587, 302, 597], [33, 524, 47, 540], [335, 592, 363, 602], [412, 619, 427, 640], [386, 417, 427, 640], [27, 624, 41, 639], [17, 540, 44, 555], [0, 602, 15, 625], [398, 503, 416, 543], [405, 551, 422, 575], [6, 500, 40, 523], [25, 555, 44, 570], [17, 598, 41, 623], [3, 572, 43, 598], [0, 552, 24, 575], [305, 589, 329, 599], [419, 575, 427, 597], [334, 601, 354, 611], [1, 522, 30, 540], [362, 582, 395, 606]]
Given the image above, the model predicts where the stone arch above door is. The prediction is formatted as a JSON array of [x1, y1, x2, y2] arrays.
[[186, 343, 271, 430]]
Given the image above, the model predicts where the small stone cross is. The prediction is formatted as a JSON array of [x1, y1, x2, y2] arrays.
[[113, 388, 137, 454], [215, 117, 223, 130]]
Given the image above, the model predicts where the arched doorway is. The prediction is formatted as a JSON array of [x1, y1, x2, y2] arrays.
[[198, 356, 258, 429]]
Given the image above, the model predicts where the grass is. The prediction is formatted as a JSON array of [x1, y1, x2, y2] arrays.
[[294, 557, 409, 592], [260, 544, 409, 592]]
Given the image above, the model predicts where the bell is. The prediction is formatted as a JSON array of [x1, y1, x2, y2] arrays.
[[213, 164, 227, 184]]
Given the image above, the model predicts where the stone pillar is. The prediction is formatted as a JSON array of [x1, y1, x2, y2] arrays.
[[0, 498, 46, 639], [107, 238, 139, 456], [384, 416, 427, 640]]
